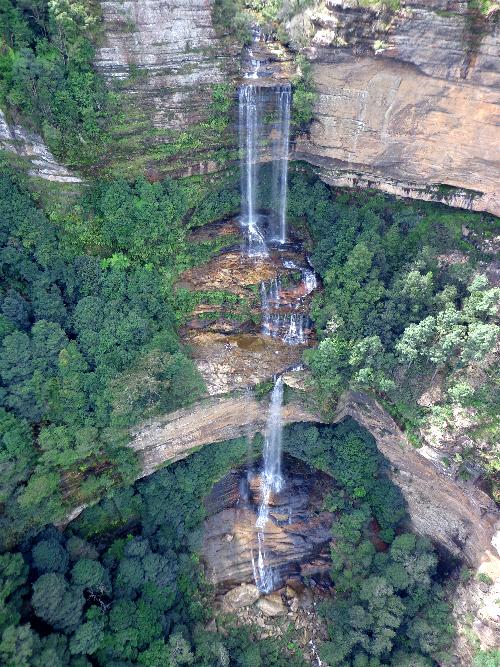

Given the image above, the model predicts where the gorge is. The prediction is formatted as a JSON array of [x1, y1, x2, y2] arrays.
[[0, 1, 499, 666]]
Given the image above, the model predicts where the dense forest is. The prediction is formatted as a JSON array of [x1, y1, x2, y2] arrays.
[[0, 422, 461, 666], [0, 0, 499, 666], [0, 166, 498, 666], [286, 171, 499, 500]]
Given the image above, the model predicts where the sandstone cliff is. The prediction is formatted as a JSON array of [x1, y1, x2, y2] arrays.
[[131, 389, 500, 573], [203, 457, 335, 590], [91, 0, 500, 214], [129, 389, 500, 658], [291, 0, 500, 215]]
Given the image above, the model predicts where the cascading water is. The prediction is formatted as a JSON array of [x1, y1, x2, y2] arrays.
[[252, 375, 284, 593], [239, 28, 313, 593], [238, 85, 268, 257], [270, 86, 291, 244], [284, 313, 305, 345], [238, 30, 291, 254], [259, 267, 315, 344]]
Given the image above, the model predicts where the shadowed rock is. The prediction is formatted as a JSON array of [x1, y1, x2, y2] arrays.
[[202, 456, 336, 590]]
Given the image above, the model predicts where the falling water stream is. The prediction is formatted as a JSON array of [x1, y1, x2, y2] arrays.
[[252, 375, 284, 593], [238, 28, 291, 252], [239, 28, 317, 592]]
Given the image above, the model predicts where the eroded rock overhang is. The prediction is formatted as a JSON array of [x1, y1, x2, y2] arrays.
[[130, 389, 500, 576]]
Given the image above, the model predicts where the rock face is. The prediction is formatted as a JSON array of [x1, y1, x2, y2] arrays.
[[0, 110, 81, 183], [453, 576, 500, 661], [187, 331, 304, 395], [202, 457, 336, 590], [334, 391, 500, 573], [177, 238, 316, 395], [221, 583, 260, 611], [291, 0, 500, 215], [95, 0, 238, 175], [91, 0, 500, 212], [131, 389, 500, 573]]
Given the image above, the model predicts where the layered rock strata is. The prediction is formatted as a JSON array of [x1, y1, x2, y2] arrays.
[[94, 0, 239, 175], [202, 457, 335, 590], [291, 0, 500, 215], [131, 389, 500, 573], [130, 393, 318, 478]]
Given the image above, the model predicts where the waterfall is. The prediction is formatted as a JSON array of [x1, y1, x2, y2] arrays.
[[238, 85, 267, 257], [284, 313, 305, 345], [239, 31, 291, 254], [253, 375, 284, 593], [261, 375, 284, 496], [302, 268, 317, 295], [260, 268, 315, 345], [270, 85, 291, 244]]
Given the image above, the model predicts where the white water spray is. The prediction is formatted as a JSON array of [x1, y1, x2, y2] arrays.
[[238, 28, 291, 254], [238, 85, 268, 257], [270, 85, 291, 244], [253, 375, 284, 593]]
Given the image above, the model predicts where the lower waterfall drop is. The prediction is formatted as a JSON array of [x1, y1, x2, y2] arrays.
[[252, 375, 284, 593]]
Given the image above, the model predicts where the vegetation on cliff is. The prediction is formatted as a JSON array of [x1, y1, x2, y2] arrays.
[[0, 0, 112, 167], [0, 168, 246, 545], [286, 421, 454, 665], [287, 168, 499, 500]]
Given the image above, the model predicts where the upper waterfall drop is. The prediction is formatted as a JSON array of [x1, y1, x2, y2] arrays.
[[238, 30, 291, 255], [270, 85, 291, 244]]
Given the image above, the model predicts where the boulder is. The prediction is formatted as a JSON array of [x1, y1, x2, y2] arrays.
[[222, 584, 260, 612], [257, 592, 287, 617]]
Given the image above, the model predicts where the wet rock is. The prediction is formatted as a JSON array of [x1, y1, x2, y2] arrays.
[[297, 587, 314, 610], [257, 592, 287, 617], [222, 584, 260, 612], [202, 457, 336, 590], [187, 331, 303, 395]]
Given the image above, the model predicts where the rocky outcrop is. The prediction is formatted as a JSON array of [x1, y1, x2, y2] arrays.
[[177, 239, 315, 395], [0, 110, 81, 183], [91, 0, 500, 213], [291, 0, 500, 215], [131, 388, 500, 573], [453, 576, 500, 661], [187, 332, 304, 395], [202, 457, 335, 590]]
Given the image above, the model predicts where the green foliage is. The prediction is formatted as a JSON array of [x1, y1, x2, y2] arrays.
[[212, 0, 252, 43], [0, 169, 222, 544], [0, 437, 280, 666], [358, 0, 401, 11], [284, 421, 453, 665], [0, 0, 111, 167], [0, 552, 28, 631], [474, 649, 500, 667], [291, 169, 500, 495], [291, 55, 316, 127], [32, 572, 84, 633], [32, 538, 69, 573]]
